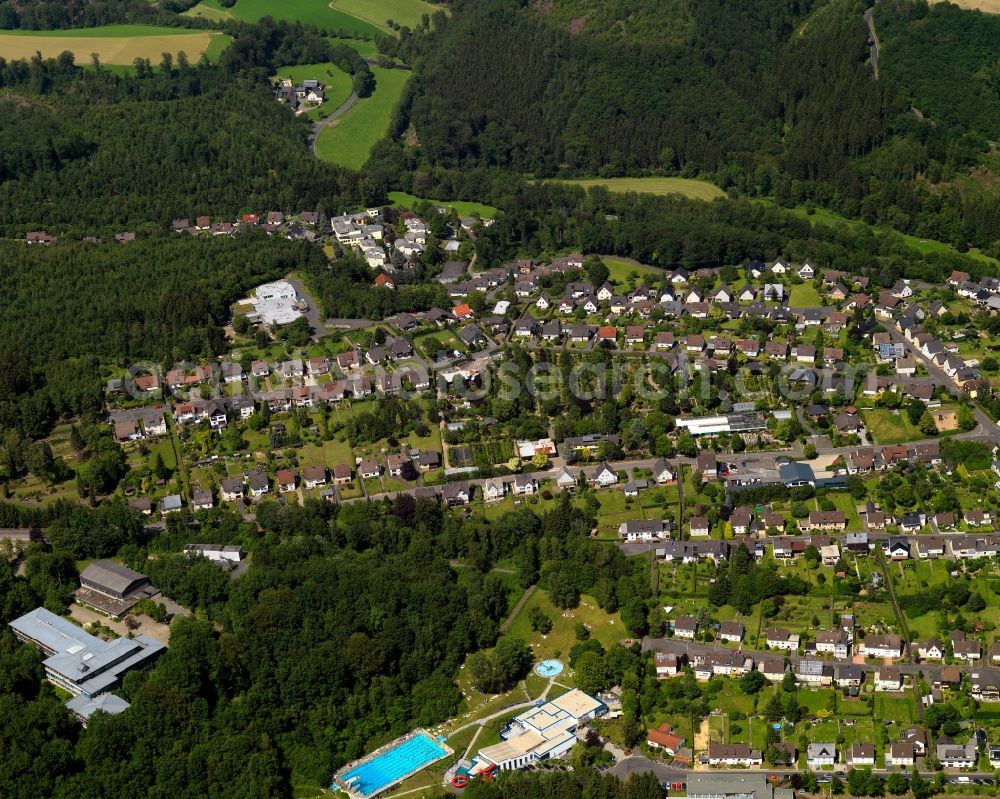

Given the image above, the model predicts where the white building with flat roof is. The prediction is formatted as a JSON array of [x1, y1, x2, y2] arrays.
[[245, 281, 304, 326], [469, 689, 605, 773]]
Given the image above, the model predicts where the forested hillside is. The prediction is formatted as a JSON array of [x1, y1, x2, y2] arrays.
[[0, 20, 379, 233], [376, 0, 1000, 255], [0, 494, 648, 797], [0, 0, 154, 29]]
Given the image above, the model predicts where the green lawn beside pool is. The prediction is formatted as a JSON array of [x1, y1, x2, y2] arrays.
[[315, 67, 411, 169]]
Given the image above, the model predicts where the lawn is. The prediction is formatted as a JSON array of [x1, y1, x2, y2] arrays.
[[315, 67, 411, 169], [186, 0, 383, 38], [546, 176, 727, 201], [601, 255, 664, 287], [388, 191, 498, 219], [862, 409, 926, 445], [331, 0, 445, 31], [273, 62, 354, 109], [788, 283, 822, 308], [335, 37, 379, 59], [505, 590, 625, 662], [0, 25, 227, 65]]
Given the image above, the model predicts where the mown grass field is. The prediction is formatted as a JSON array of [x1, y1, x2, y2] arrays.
[[601, 255, 664, 286], [186, 0, 383, 38], [331, 0, 445, 30], [388, 191, 498, 218], [546, 176, 727, 201], [315, 67, 410, 169], [0, 25, 227, 65]]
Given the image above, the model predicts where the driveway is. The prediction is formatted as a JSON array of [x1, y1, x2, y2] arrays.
[[284, 276, 329, 339]]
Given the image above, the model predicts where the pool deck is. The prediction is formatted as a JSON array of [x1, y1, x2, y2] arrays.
[[332, 729, 453, 799]]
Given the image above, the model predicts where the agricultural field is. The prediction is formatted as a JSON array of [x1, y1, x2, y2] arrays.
[[331, 0, 446, 31], [314, 67, 411, 169], [184, 0, 383, 37], [546, 176, 727, 201], [0, 25, 228, 66], [388, 191, 498, 219], [930, 0, 1000, 13]]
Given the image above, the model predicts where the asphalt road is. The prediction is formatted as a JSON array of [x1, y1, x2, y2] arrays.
[[309, 91, 359, 154]]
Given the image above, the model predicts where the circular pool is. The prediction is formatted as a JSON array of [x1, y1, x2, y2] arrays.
[[534, 659, 564, 677]]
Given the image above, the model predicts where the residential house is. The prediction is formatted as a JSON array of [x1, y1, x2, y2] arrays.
[[875, 666, 903, 692], [848, 743, 876, 767], [718, 621, 745, 643], [766, 628, 800, 651], [862, 634, 904, 660], [707, 743, 762, 767], [673, 616, 698, 639], [806, 743, 836, 769], [887, 742, 915, 768]]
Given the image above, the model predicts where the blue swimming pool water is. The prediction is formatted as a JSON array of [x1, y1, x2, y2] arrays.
[[338, 734, 447, 797], [534, 659, 564, 677]]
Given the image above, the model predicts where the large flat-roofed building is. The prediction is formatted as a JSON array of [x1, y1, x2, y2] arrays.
[[183, 544, 245, 563], [10, 607, 164, 703], [469, 689, 605, 773], [686, 773, 795, 799], [244, 280, 304, 326], [76, 560, 159, 617]]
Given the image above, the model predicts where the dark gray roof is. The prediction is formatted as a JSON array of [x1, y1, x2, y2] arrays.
[[80, 560, 148, 597]]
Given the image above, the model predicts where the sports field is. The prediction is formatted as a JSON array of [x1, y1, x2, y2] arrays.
[[185, 0, 383, 38], [548, 176, 727, 201], [0, 25, 226, 65], [315, 67, 410, 169]]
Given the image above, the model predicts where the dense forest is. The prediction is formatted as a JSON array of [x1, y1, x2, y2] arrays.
[[0, 20, 380, 233], [463, 180, 992, 282], [0, 493, 651, 797], [0, 234, 321, 439], [0, 0, 155, 29], [373, 0, 1000, 255]]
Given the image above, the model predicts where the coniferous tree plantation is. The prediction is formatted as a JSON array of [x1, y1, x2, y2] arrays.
[[373, 0, 1000, 254]]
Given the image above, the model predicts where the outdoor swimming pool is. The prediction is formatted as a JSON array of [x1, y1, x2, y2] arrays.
[[534, 659, 564, 677], [335, 732, 449, 797]]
